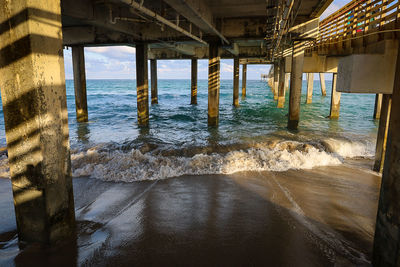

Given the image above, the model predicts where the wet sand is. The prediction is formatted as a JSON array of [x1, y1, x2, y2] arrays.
[[0, 159, 380, 266]]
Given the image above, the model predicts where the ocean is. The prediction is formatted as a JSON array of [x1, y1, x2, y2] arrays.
[[0, 78, 378, 181]]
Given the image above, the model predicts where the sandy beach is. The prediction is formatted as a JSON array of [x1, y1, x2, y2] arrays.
[[0, 158, 380, 266]]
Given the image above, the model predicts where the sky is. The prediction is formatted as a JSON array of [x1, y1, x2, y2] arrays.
[[63, 0, 348, 80]]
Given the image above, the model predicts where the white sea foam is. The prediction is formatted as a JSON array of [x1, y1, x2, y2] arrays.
[[0, 138, 376, 181], [69, 140, 349, 182], [321, 138, 375, 158]]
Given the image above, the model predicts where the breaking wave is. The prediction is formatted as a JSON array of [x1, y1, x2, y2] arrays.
[[0, 137, 375, 182]]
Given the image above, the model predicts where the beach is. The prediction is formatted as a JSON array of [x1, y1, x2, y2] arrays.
[[0, 158, 380, 266]]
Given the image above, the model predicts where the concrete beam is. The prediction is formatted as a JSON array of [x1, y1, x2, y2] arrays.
[[0, 0, 75, 247], [62, 2, 143, 41], [224, 43, 239, 56], [337, 46, 398, 94], [148, 45, 268, 60], [285, 53, 339, 73], [163, 0, 229, 44], [239, 58, 269, 65]]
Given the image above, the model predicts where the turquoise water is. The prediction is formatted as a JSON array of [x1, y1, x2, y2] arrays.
[[0, 79, 379, 181], [61, 79, 378, 148]]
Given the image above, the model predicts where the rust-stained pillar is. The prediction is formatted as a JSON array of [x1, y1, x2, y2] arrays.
[[329, 73, 341, 119], [136, 43, 149, 126], [306, 73, 314, 104], [374, 94, 392, 173], [277, 59, 286, 108], [242, 64, 247, 98], [233, 57, 239, 107], [0, 0, 75, 247], [373, 43, 400, 266], [191, 58, 198, 105], [208, 43, 220, 126], [72, 46, 88, 122], [273, 62, 279, 100], [288, 41, 305, 130], [150, 59, 158, 105], [319, 73, 327, 96], [374, 94, 383, 119]]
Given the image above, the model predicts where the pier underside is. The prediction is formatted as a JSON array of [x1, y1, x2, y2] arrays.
[[2, 0, 400, 265]]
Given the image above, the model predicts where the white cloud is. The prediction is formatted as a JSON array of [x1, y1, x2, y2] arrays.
[[64, 47, 273, 80]]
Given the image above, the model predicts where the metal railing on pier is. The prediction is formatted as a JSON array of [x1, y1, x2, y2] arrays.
[[308, 0, 400, 49]]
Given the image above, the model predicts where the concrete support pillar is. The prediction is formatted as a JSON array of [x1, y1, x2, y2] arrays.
[[233, 57, 240, 107], [191, 59, 198, 105], [273, 62, 279, 100], [319, 73, 327, 96], [0, 0, 75, 247], [374, 94, 392, 173], [72, 46, 88, 122], [242, 64, 247, 98], [208, 43, 220, 126], [150, 59, 158, 105], [284, 73, 290, 92], [136, 44, 149, 126], [374, 93, 383, 119], [277, 59, 286, 108], [288, 41, 305, 130], [329, 73, 341, 119], [373, 43, 400, 266], [306, 73, 314, 104]]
